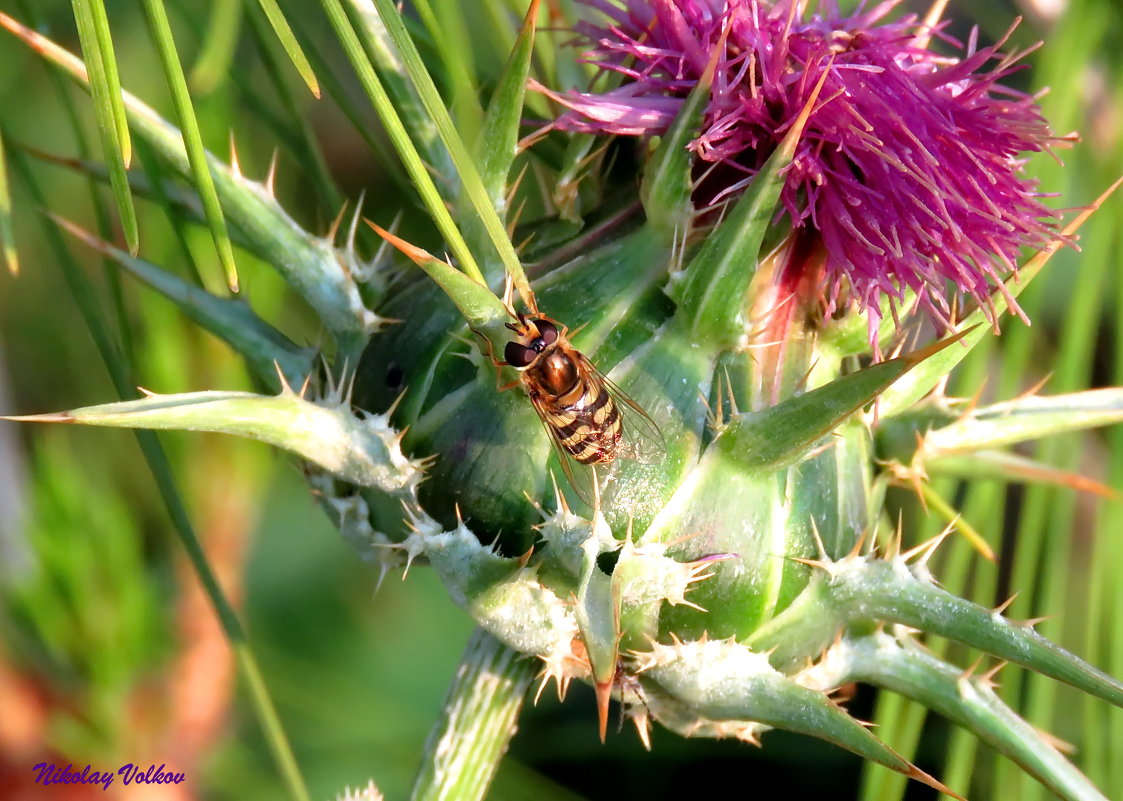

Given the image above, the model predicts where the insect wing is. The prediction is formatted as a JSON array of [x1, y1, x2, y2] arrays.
[[526, 389, 599, 509], [596, 368, 666, 465]]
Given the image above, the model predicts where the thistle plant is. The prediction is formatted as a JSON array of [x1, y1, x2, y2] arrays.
[[1, 1, 1122, 800]]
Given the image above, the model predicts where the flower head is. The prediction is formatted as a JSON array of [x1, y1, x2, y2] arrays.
[[537, 0, 1061, 336]]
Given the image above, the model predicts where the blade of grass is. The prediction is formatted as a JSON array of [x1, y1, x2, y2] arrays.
[[370, 0, 533, 305], [132, 135, 206, 287], [0, 129, 16, 275], [189, 0, 242, 95], [77, 0, 131, 167], [138, 0, 240, 291], [11, 0, 134, 368], [7, 131, 311, 801], [858, 691, 930, 801], [71, 0, 140, 255], [339, 0, 454, 188], [284, 13, 402, 185], [319, 0, 486, 286], [0, 14, 375, 354], [244, 2, 339, 209], [407, 0, 481, 133], [250, 0, 321, 98], [1109, 165, 1123, 801], [994, 165, 1113, 801]]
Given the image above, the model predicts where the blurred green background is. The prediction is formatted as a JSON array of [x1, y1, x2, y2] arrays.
[[0, 0, 1120, 799]]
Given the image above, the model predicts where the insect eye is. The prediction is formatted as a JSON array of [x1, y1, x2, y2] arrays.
[[504, 341, 537, 368], [536, 319, 558, 345]]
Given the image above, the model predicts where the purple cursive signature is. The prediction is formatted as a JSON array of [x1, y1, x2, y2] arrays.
[[32, 762, 186, 791]]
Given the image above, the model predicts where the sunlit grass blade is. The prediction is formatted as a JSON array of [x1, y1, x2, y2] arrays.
[[71, 0, 139, 254], [252, 0, 321, 98], [997, 172, 1117, 801], [370, 0, 532, 304], [0, 129, 17, 275], [138, 0, 239, 291], [320, 0, 485, 286], [5, 136, 311, 801], [912, 481, 994, 560], [189, 0, 241, 95], [75, 0, 131, 167]]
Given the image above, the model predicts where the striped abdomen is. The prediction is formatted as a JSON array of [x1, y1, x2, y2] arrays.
[[526, 350, 622, 465]]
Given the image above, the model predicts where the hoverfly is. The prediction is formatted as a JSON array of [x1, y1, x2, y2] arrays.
[[492, 311, 664, 508]]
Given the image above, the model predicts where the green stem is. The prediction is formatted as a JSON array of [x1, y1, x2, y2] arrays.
[[410, 628, 536, 801]]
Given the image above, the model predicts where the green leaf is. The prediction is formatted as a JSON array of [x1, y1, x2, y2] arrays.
[[320, 0, 486, 287], [574, 528, 620, 741], [750, 557, 1123, 711], [6, 391, 424, 495], [643, 639, 959, 798], [242, 7, 337, 205], [252, 0, 321, 98], [365, 222, 509, 349], [409, 0, 481, 133], [847, 632, 1110, 801], [477, 0, 540, 210], [716, 333, 969, 473], [138, 0, 239, 290], [639, 39, 716, 241], [672, 67, 828, 349], [75, 0, 130, 167], [71, 0, 139, 254], [922, 388, 1123, 456], [50, 214, 313, 390], [341, 0, 453, 184]]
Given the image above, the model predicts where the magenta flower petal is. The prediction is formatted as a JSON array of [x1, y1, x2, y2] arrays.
[[539, 0, 1061, 335]]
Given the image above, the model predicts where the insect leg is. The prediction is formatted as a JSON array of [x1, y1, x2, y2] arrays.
[[468, 325, 522, 393]]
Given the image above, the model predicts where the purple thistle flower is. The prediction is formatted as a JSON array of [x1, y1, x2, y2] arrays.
[[534, 0, 1063, 339]]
